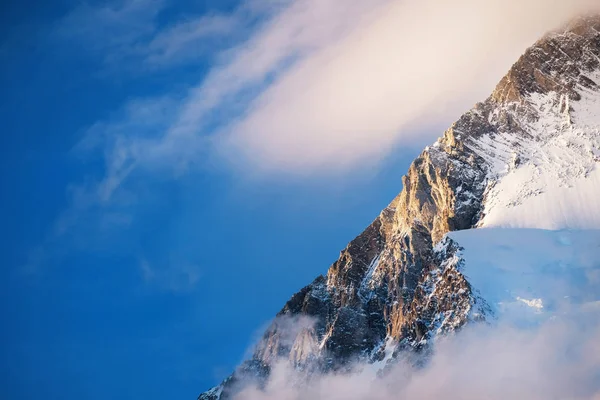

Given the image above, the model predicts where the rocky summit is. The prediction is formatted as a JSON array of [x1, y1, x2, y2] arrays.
[[199, 15, 600, 400]]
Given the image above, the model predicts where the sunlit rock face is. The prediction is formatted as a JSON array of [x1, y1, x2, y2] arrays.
[[199, 15, 600, 400]]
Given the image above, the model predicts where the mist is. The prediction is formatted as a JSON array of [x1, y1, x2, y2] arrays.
[[231, 315, 600, 399]]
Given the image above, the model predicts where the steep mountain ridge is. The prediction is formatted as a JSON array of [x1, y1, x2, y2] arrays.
[[199, 15, 600, 399]]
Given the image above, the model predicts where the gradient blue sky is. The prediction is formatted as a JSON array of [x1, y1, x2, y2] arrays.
[[0, 1, 422, 398], [3, 0, 592, 399]]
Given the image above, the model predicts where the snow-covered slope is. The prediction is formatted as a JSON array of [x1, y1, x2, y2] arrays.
[[446, 229, 600, 326], [473, 81, 600, 229]]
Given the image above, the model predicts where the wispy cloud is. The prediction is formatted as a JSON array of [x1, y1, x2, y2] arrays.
[[55, 0, 286, 70], [142, 14, 241, 67], [70, 0, 600, 191], [140, 259, 202, 293], [56, 0, 165, 59], [75, 95, 182, 201], [39, 0, 600, 283], [70, 0, 394, 200]]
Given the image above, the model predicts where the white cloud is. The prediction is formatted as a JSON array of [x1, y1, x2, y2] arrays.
[[231, 318, 600, 400], [216, 0, 600, 175], [71, 0, 600, 192], [140, 259, 203, 292]]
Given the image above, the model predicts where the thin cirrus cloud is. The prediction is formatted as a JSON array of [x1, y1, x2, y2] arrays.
[[67, 0, 600, 202], [55, 0, 265, 69], [142, 14, 241, 67], [140, 259, 202, 292], [55, 0, 165, 58]]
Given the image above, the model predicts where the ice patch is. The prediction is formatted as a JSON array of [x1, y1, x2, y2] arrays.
[[516, 297, 544, 310], [467, 73, 600, 230], [447, 228, 600, 326]]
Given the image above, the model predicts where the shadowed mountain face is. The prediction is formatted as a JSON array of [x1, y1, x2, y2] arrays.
[[199, 15, 600, 400]]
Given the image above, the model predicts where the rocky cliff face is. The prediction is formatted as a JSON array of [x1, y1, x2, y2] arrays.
[[199, 15, 600, 400]]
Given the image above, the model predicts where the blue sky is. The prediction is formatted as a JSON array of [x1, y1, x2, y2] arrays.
[[2, 0, 589, 398], [0, 1, 422, 398]]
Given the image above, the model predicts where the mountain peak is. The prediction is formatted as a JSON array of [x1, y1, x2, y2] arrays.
[[491, 14, 600, 104], [199, 14, 600, 400], [563, 13, 600, 35]]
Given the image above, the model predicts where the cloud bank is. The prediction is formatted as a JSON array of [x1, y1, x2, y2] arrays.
[[221, 228, 600, 399], [215, 0, 600, 174], [230, 314, 600, 400]]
